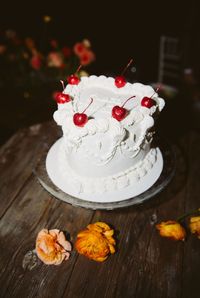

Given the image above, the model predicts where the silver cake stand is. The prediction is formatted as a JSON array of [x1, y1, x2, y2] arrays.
[[33, 137, 176, 210]]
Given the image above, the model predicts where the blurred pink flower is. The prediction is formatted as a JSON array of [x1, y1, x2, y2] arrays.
[[47, 52, 63, 68]]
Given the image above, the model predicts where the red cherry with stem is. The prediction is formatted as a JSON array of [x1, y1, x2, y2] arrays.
[[55, 80, 71, 104], [112, 95, 135, 121], [67, 64, 82, 85], [73, 98, 94, 127], [115, 76, 126, 88], [141, 86, 160, 108], [141, 97, 154, 108], [115, 59, 133, 88]]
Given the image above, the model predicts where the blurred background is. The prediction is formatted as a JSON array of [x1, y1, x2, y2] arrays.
[[0, 0, 200, 145]]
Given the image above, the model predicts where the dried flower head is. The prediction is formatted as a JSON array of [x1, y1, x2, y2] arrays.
[[156, 220, 186, 241], [189, 216, 200, 239], [75, 222, 116, 262], [36, 229, 71, 265]]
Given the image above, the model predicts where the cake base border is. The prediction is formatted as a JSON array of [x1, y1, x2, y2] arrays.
[[34, 136, 175, 209]]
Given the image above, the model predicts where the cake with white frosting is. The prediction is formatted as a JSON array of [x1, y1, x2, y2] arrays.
[[47, 75, 165, 202]]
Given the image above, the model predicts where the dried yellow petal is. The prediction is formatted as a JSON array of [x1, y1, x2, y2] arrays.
[[189, 216, 200, 239], [156, 220, 186, 241]]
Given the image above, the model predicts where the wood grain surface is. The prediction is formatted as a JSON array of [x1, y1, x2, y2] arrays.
[[0, 121, 200, 298]]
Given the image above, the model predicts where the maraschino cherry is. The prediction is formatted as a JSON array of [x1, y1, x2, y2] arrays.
[[55, 80, 71, 104], [112, 95, 135, 121], [67, 64, 82, 85], [73, 98, 94, 127], [115, 59, 133, 88], [141, 86, 160, 108]]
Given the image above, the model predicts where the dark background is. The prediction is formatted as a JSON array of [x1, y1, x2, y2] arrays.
[[1, 0, 199, 79], [0, 0, 200, 145]]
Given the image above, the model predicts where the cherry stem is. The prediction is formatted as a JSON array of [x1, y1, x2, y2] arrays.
[[60, 80, 65, 91], [121, 58, 134, 76], [82, 98, 94, 114], [176, 208, 200, 222], [150, 85, 161, 98], [75, 64, 82, 73], [121, 95, 135, 108]]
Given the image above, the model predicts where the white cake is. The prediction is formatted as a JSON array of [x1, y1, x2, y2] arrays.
[[47, 75, 165, 202]]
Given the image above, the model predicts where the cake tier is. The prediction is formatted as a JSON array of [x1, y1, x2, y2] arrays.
[[45, 138, 164, 202], [58, 138, 159, 194]]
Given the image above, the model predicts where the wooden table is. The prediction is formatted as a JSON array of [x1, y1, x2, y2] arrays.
[[0, 121, 200, 298]]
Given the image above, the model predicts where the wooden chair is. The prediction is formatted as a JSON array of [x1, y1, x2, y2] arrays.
[[158, 35, 180, 87]]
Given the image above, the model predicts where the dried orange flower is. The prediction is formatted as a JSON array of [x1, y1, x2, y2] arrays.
[[36, 229, 72, 265], [156, 220, 186, 241], [75, 222, 116, 262], [189, 216, 200, 239]]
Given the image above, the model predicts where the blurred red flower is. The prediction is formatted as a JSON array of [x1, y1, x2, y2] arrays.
[[0, 29, 95, 86], [74, 40, 95, 66], [74, 42, 86, 56], [30, 55, 42, 70], [80, 50, 95, 66]]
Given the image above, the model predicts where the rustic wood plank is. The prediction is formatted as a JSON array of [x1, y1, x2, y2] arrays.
[[0, 121, 59, 217], [0, 121, 200, 298], [0, 173, 94, 298]]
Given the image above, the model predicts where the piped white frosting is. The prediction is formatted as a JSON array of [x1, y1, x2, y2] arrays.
[[53, 75, 165, 193]]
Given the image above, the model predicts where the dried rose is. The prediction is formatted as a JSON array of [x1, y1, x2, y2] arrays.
[[189, 216, 200, 239], [156, 220, 186, 241], [36, 229, 71, 265], [75, 222, 116, 262]]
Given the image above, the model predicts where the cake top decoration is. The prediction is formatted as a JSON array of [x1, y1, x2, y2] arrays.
[[115, 58, 133, 88], [67, 64, 82, 85]]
